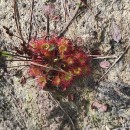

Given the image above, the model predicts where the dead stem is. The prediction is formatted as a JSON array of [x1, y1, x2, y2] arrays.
[[62, 0, 67, 22], [98, 43, 130, 82], [28, 0, 34, 43], [12, 54, 31, 59], [46, 14, 50, 40], [5, 59, 31, 61], [6, 59, 68, 73], [13, 0, 25, 44], [29, 61, 68, 73], [90, 55, 118, 59], [7, 65, 29, 68], [4, 55, 69, 74]]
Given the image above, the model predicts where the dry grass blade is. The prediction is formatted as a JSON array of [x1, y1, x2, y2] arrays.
[[46, 15, 50, 39], [92, 55, 117, 59], [13, 0, 25, 43]]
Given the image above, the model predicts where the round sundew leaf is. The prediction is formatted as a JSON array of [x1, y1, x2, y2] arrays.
[[59, 45, 67, 53], [52, 76, 61, 86], [29, 67, 42, 77], [48, 44, 55, 51], [36, 76, 47, 89], [41, 43, 50, 50], [64, 72, 73, 81], [100, 60, 111, 69], [73, 67, 82, 75], [65, 57, 74, 65]]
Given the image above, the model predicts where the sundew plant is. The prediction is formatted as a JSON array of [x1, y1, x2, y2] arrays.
[[1, 0, 91, 91]]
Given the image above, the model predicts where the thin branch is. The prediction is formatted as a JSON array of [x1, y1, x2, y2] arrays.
[[11, 54, 31, 59], [5, 59, 31, 61], [62, 0, 67, 22], [98, 43, 130, 82], [91, 55, 118, 59], [46, 14, 50, 40], [28, 0, 34, 43], [4, 54, 68, 73], [58, 1, 81, 38], [6, 56, 68, 73], [29, 61, 68, 73], [13, 0, 25, 43]]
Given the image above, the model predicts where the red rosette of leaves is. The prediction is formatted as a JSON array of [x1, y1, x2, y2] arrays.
[[28, 37, 91, 91], [36, 75, 47, 89]]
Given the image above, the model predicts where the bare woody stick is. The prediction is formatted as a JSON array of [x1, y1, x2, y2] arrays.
[[98, 43, 130, 82], [43, 4, 52, 40], [13, 0, 25, 44], [46, 14, 50, 40], [28, 0, 34, 43]]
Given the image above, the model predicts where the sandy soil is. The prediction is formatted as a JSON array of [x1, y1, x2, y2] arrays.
[[0, 0, 130, 130]]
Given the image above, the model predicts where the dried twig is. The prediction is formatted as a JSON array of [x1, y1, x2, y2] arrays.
[[13, 0, 25, 43], [58, 1, 81, 38], [28, 0, 34, 42], [65, 0, 71, 18], [91, 55, 117, 59], [29, 61, 68, 73], [62, 0, 67, 22], [46, 14, 50, 38], [5, 59, 31, 61], [98, 44, 130, 82]]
